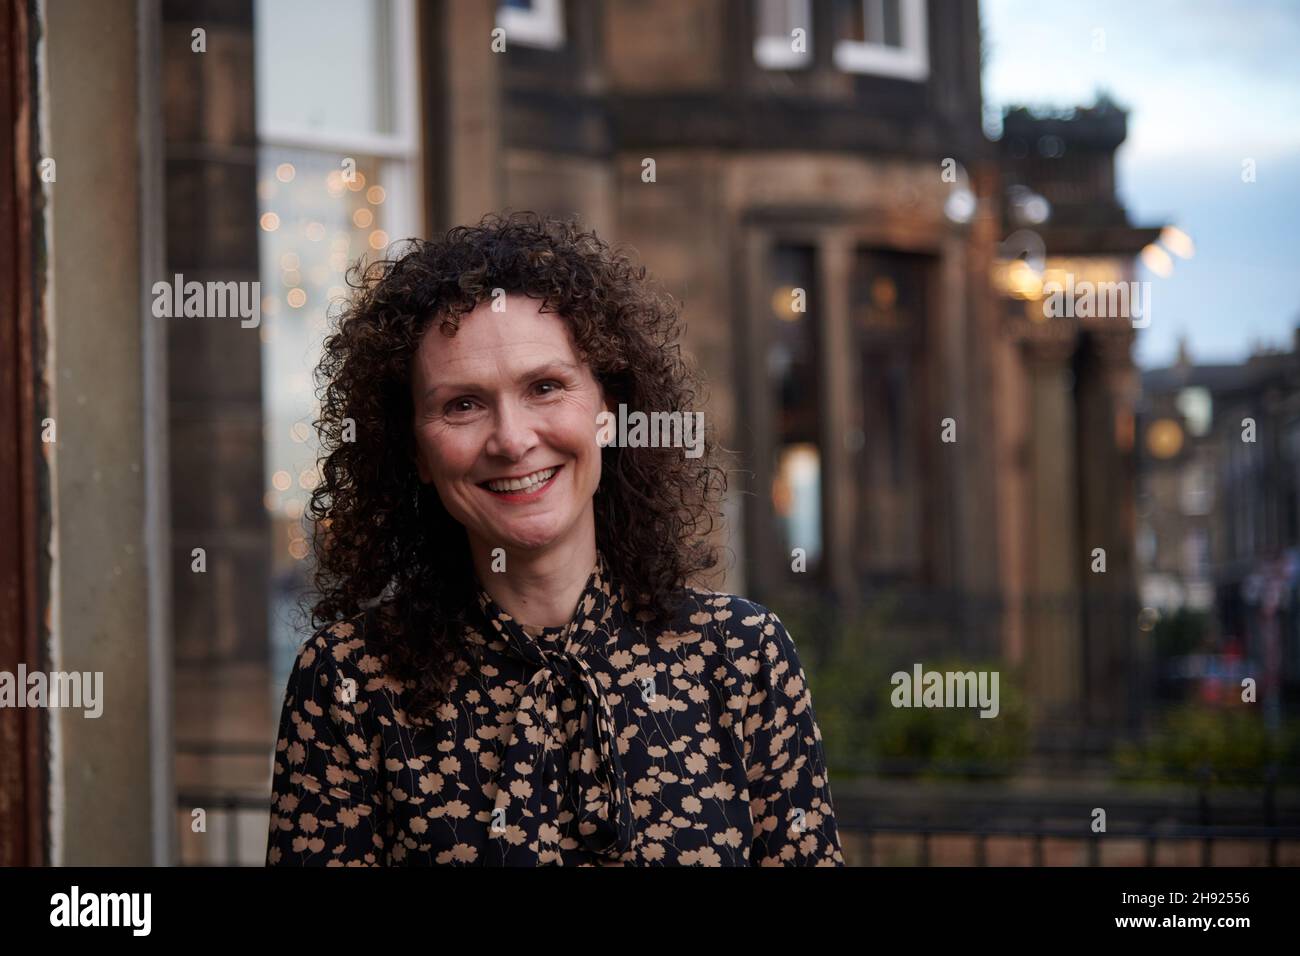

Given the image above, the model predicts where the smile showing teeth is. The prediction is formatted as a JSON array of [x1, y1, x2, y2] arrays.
[[483, 466, 559, 493]]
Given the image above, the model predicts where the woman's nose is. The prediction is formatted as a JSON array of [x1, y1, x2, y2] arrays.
[[484, 400, 537, 460]]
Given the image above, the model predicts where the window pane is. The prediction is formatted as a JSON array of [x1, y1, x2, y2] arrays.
[[775, 445, 822, 569], [838, 0, 866, 43], [880, 0, 902, 47], [854, 249, 929, 580], [768, 244, 822, 573], [255, 0, 396, 137], [496, 0, 565, 49], [1176, 386, 1212, 437], [755, 0, 812, 68], [759, 0, 803, 36], [836, 0, 909, 51], [255, 146, 411, 685]]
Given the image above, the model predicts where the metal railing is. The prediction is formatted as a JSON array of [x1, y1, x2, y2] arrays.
[[839, 819, 1300, 867], [831, 763, 1300, 866], [176, 790, 271, 867], [178, 781, 1300, 867]]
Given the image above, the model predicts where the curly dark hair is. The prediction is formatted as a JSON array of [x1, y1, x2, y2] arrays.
[[305, 210, 729, 721]]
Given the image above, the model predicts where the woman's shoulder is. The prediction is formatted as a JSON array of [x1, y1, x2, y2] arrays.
[[673, 586, 801, 661], [682, 586, 778, 622], [288, 609, 394, 689]]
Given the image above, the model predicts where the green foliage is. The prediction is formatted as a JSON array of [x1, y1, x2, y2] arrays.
[[779, 595, 884, 775], [1114, 701, 1300, 784], [870, 656, 1031, 779], [783, 594, 1030, 780], [1150, 606, 1211, 659]]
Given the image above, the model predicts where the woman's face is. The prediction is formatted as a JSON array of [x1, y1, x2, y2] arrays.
[[410, 294, 610, 559]]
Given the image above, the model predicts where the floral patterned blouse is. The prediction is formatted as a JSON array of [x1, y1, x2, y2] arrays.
[[265, 550, 845, 866]]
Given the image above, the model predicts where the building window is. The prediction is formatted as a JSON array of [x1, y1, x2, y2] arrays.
[[497, 0, 565, 50], [854, 249, 930, 581], [768, 244, 823, 578], [832, 0, 928, 81], [1183, 528, 1210, 579], [1180, 462, 1212, 516], [754, 0, 813, 69], [1176, 386, 1212, 437], [1137, 524, 1157, 566], [254, 0, 424, 693]]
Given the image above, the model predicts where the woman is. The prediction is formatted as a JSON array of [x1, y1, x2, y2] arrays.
[[265, 211, 845, 866]]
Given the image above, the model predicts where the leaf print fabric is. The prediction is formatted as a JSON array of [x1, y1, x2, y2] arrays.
[[266, 550, 845, 866], [265, 625, 385, 866], [741, 609, 841, 865], [473, 556, 639, 863]]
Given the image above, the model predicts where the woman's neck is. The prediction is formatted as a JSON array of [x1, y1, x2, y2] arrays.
[[468, 537, 598, 629]]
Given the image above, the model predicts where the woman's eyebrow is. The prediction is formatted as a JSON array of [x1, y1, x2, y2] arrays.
[[423, 361, 581, 402]]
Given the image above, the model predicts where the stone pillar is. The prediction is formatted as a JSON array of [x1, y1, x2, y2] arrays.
[[163, 0, 269, 668], [738, 226, 779, 599], [819, 229, 856, 606], [931, 236, 967, 598], [1021, 328, 1084, 741], [1078, 326, 1140, 738], [43, 0, 169, 865], [428, 0, 503, 231], [960, 174, 1008, 658]]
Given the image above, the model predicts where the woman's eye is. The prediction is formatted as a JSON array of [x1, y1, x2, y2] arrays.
[[443, 383, 560, 416]]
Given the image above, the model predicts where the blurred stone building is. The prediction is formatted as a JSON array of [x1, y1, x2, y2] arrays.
[[1138, 331, 1300, 727], [1138, 339, 1237, 614], [6, 0, 1165, 864], [991, 100, 1163, 747], [458, 2, 1163, 753]]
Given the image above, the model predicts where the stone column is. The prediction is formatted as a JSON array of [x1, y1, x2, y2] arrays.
[[738, 226, 779, 598], [163, 0, 270, 864], [818, 229, 856, 606], [428, 0, 503, 231], [1021, 327, 1084, 742], [43, 0, 169, 865], [1077, 326, 1140, 738], [163, 0, 269, 667]]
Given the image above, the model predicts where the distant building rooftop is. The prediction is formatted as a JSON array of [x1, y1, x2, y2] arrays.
[[1142, 329, 1300, 398]]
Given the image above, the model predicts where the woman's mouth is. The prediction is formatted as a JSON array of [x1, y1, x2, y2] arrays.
[[477, 464, 562, 500]]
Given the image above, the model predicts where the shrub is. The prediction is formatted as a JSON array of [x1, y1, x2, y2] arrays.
[[785, 592, 1030, 780], [1114, 701, 1300, 785]]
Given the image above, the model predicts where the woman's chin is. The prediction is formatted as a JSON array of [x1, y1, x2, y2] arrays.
[[480, 522, 565, 554]]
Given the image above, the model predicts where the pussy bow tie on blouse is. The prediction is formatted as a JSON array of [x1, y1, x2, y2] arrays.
[[473, 552, 638, 864]]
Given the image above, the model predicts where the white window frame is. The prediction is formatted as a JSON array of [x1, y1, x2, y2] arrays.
[[754, 0, 813, 70], [255, 0, 424, 242], [497, 0, 566, 51], [833, 0, 928, 81]]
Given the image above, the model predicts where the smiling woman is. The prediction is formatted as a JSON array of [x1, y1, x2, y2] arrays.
[[264, 211, 845, 866], [409, 295, 611, 594]]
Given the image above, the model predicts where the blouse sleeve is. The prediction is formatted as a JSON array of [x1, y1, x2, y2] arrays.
[[743, 609, 846, 866], [265, 629, 386, 866]]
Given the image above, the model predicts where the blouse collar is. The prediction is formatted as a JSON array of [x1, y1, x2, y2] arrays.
[[473, 549, 617, 664], [469, 547, 638, 862]]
